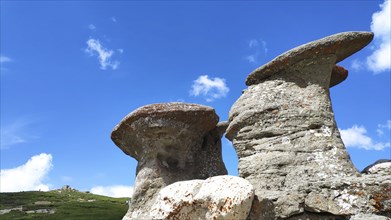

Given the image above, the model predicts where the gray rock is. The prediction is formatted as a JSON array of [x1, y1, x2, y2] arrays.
[[197, 121, 229, 179], [245, 31, 373, 86], [149, 175, 254, 220], [226, 32, 390, 219], [111, 102, 227, 219]]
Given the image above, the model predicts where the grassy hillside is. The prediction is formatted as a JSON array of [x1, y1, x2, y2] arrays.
[[0, 188, 129, 220]]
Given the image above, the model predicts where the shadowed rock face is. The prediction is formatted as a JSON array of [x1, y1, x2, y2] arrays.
[[111, 102, 227, 219], [226, 32, 390, 219]]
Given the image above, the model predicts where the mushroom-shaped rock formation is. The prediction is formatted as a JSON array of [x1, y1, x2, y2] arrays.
[[245, 31, 373, 86], [111, 102, 228, 219], [226, 32, 390, 219]]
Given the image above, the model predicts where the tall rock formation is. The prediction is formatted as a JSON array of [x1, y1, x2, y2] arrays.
[[111, 102, 228, 219], [226, 32, 390, 219]]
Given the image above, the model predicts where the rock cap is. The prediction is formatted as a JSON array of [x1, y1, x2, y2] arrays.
[[246, 31, 374, 86], [330, 65, 348, 87], [111, 102, 219, 159]]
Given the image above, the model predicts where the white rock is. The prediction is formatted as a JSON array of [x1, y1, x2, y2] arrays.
[[368, 162, 391, 174], [150, 175, 254, 220], [350, 213, 391, 220]]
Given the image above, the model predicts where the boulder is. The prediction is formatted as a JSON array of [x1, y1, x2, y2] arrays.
[[361, 159, 391, 174], [150, 175, 254, 220]]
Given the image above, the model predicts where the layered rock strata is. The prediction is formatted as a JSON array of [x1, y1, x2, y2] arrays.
[[111, 102, 228, 219], [226, 32, 390, 219]]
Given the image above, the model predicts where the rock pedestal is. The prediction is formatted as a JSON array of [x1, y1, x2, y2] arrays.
[[111, 102, 228, 219], [226, 32, 390, 219]]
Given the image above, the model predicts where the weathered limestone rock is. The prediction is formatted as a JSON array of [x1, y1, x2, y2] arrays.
[[150, 175, 254, 220], [350, 213, 391, 220], [361, 159, 391, 174], [197, 121, 229, 179], [226, 32, 390, 219], [245, 32, 373, 86], [111, 102, 228, 219]]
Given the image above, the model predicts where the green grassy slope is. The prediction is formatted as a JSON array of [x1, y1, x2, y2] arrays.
[[0, 189, 129, 220]]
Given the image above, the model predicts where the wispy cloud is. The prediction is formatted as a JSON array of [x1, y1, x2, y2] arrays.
[[0, 153, 53, 192], [88, 24, 96, 31], [245, 39, 268, 64], [367, 0, 390, 73], [377, 120, 391, 136], [0, 55, 12, 63], [340, 125, 390, 150], [111, 17, 117, 23], [90, 185, 133, 198], [85, 38, 120, 70], [190, 75, 229, 102], [351, 59, 364, 72], [351, 0, 390, 73], [1, 119, 38, 149]]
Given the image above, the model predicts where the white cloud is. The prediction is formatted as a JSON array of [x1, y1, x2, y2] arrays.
[[0, 55, 12, 63], [245, 55, 257, 63], [366, 0, 391, 73], [340, 125, 390, 150], [249, 39, 260, 48], [377, 128, 385, 136], [245, 39, 268, 64], [90, 185, 133, 198], [351, 59, 364, 72], [0, 153, 53, 192], [88, 24, 96, 30], [190, 75, 229, 102], [85, 38, 119, 70], [377, 120, 391, 136]]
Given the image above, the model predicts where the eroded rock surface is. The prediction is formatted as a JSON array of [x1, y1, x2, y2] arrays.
[[361, 159, 391, 175], [150, 175, 254, 220], [110, 32, 389, 220], [111, 102, 227, 219], [226, 32, 390, 219]]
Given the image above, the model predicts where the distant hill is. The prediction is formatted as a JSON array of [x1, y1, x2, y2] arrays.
[[0, 187, 129, 220]]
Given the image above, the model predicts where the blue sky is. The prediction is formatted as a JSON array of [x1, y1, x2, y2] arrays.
[[1, 1, 390, 197]]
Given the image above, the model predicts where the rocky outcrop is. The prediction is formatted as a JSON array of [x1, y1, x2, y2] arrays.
[[150, 175, 254, 219], [111, 32, 390, 220], [226, 31, 390, 219], [111, 102, 228, 219]]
